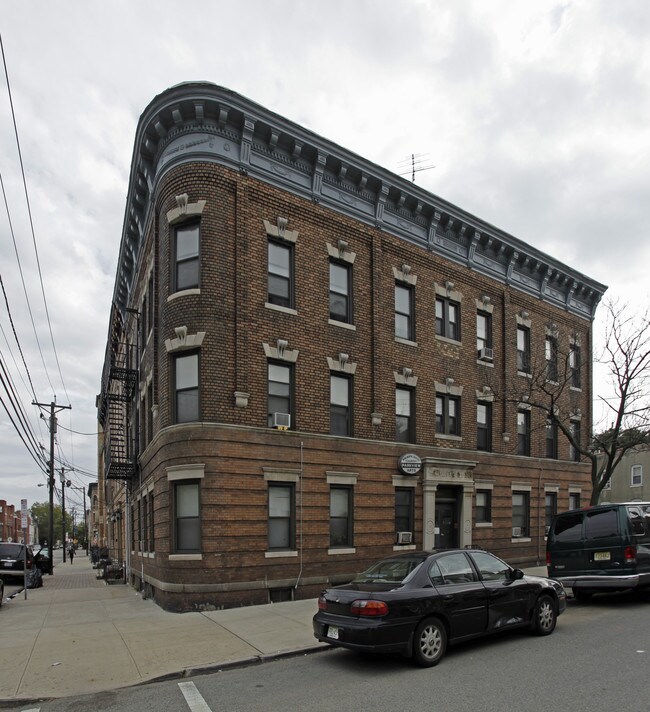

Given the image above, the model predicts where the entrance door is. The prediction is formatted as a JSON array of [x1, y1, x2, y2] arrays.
[[435, 501, 458, 548]]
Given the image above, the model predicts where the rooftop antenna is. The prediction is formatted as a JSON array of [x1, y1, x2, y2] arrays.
[[397, 153, 436, 183]]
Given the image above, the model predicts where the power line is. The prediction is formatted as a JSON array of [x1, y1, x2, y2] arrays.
[[0, 32, 70, 403]]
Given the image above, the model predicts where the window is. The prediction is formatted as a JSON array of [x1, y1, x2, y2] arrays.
[[329, 261, 352, 323], [632, 465, 643, 487], [436, 552, 475, 584], [174, 353, 199, 423], [395, 283, 415, 341], [149, 493, 154, 552], [174, 481, 200, 553], [545, 493, 557, 533], [476, 311, 492, 356], [268, 363, 292, 427], [517, 409, 530, 456], [436, 297, 460, 341], [545, 336, 558, 382], [146, 382, 153, 445], [268, 239, 293, 308], [569, 492, 581, 510], [512, 492, 529, 538], [174, 223, 200, 291], [471, 551, 510, 581], [330, 374, 352, 437], [569, 345, 581, 388], [330, 486, 352, 547], [396, 387, 414, 443], [517, 326, 530, 373], [475, 490, 492, 524], [395, 488, 414, 536], [569, 420, 581, 462], [585, 508, 618, 540], [476, 402, 492, 451], [147, 273, 154, 336], [268, 484, 294, 549], [436, 394, 460, 436], [546, 418, 558, 459]]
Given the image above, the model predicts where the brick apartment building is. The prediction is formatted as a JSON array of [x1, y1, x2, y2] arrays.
[[98, 82, 607, 611]]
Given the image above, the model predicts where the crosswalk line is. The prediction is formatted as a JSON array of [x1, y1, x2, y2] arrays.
[[179, 681, 213, 712]]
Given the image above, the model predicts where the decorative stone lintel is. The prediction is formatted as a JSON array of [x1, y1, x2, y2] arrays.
[[164, 327, 206, 353], [166, 194, 207, 224], [371, 412, 383, 426], [263, 218, 298, 243]]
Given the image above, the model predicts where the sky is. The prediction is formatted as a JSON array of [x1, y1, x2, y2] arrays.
[[0, 0, 649, 513]]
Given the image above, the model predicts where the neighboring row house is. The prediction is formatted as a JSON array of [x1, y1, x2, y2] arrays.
[[599, 449, 650, 504], [98, 82, 607, 611]]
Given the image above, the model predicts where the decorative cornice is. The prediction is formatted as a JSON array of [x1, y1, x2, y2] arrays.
[[113, 82, 607, 320]]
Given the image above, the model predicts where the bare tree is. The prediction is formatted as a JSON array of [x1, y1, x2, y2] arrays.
[[491, 299, 650, 505], [589, 300, 650, 503]]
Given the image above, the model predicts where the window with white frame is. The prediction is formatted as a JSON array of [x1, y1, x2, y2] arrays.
[[174, 481, 200, 553], [330, 486, 353, 547], [174, 352, 199, 423], [631, 465, 643, 487], [268, 239, 294, 308], [395, 282, 415, 341], [512, 491, 530, 538], [329, 260, 352, 323], [174, 223, 200, 292], [268, 483, 295, 550]]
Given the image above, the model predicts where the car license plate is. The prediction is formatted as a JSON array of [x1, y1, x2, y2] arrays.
[[594, 551, 610, 561], [2, 562, 11, 568], [327, 626, 339, 640]]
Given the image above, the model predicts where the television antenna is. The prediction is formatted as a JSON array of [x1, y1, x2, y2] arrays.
[[397, 153, 436, 183]]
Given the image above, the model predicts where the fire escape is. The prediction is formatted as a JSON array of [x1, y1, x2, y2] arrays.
[[99, 320, 138, 482]]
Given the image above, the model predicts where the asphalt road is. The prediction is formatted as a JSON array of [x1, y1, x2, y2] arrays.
[[5, 590, 649, 712]]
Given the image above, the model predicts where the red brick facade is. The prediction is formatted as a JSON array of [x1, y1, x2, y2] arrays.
[[100, 83, 605, 611]]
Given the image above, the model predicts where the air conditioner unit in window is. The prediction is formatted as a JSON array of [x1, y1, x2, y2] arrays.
[[272, 412, 291, 430], [479, 347, 494, 362], [512, 526, 522, 537], [396, 531, 413, 545]]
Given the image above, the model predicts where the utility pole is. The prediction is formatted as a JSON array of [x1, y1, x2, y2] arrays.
[[60, 467, 66, 563], [34, 400, 71, 575]]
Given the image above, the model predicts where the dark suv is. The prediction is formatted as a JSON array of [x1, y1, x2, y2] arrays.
[[0, 542, 35, 581], [546, 503, 650, 600]]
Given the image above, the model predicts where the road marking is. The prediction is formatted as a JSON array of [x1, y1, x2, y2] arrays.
[[179, 681, 213, 712], [20, 708, 40, 711]]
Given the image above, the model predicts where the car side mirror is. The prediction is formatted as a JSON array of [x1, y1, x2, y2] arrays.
[[511, 568, 524, 580]]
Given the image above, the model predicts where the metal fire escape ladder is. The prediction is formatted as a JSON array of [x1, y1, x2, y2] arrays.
[[105, 343, 138, 481]]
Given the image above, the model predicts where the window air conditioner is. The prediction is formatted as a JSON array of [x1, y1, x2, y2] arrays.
[[479, 347, 494, 361], [396, 531, 413, 545], [512, 526, 522, 537], [272, 412, 291, 430]]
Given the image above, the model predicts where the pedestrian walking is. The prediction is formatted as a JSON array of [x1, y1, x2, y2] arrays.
[[68, 544, 75, 564]]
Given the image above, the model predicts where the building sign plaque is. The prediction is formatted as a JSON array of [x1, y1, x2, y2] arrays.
[[398, 453, 422, 476]]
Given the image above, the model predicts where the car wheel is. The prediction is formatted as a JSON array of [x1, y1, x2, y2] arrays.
[[532, 595, 556, 636], [412, 617, 447, 667]]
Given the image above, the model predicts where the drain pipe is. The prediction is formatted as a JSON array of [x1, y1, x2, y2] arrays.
[[295, 441, 304, 590]]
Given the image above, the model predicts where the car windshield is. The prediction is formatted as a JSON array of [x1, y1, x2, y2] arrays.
[[352, 557, 426, 585]]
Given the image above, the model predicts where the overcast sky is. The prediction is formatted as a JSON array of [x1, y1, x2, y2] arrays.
[[1, 0, 648, 513]]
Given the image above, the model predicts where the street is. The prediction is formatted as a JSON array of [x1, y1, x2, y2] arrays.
[[5, 591, 649, 712]]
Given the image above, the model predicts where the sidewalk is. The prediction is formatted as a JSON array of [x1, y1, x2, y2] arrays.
[[0, 554, 550, 702], [0, 553, 323, 702]]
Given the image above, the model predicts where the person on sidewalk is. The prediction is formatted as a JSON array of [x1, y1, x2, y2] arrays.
[[68, 544, 75, 564]]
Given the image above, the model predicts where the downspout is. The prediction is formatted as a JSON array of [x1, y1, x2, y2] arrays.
[[537, 467, 543, 566], [295, 441, 304, 591]]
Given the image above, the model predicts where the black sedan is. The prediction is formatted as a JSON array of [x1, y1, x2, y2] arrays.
[[313, 549, 567, 667]]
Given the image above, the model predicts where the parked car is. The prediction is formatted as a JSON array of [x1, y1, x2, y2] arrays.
[[313, 548, 566, 667], [546, 502, 650, 600], [0, 542, 35, 581], [34, 547, 52, 575]]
